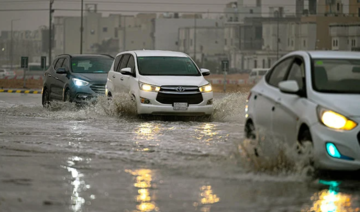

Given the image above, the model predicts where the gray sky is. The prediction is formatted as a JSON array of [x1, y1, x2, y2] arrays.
[[0, 0, 225, 31]]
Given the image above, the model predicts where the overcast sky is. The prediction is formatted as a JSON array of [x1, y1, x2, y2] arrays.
[[0, 0, 225, 31]]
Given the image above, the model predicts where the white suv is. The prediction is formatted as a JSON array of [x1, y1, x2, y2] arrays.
[[105, 50, 213, 116]]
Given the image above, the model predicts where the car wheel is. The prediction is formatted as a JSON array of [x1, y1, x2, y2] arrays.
[[42, 89, 50, 108], [245, 121, 256, 139], [64, 89, 71, 102], [298, 129, 315, 167]]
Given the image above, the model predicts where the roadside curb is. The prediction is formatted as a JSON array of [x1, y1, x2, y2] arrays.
[[0, 89, 42, 94]]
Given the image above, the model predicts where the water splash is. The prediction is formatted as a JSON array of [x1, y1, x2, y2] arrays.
[[212, 92, 247, 122], [235, 129, 314, 177]]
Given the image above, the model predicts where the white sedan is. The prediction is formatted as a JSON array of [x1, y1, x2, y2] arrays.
[[106, 50, 213, 116], [245, 51, 360, 170]]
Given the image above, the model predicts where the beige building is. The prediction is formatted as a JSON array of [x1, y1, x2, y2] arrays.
[[330, 23, 360, 51], [349, 0, 360, 16]]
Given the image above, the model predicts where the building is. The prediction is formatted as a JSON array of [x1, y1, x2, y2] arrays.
[[330, 23, 360, 51], [301, 15, 360, 50], [178, 26, 225, 63], [349, 0, 360, 16], [153, 16, 221, 54], [317, 0, 350, 15], [54, 5, 156, 58]]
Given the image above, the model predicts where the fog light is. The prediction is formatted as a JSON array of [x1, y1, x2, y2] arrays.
[[326, 143, 341, 159], [207, 99, 213, 105], [140, 97, 151, 104]]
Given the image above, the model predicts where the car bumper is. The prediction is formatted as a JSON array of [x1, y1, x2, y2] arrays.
[[311, 121, 360, 171], [69, 84, 105, 103], [136, 91, 213, 116]]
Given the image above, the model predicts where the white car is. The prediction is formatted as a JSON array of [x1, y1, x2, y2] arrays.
[[245, 51, 360, 171], [106, 50, 213, 116], [248, 68, 269, 84], [0, 69, 15, 77]]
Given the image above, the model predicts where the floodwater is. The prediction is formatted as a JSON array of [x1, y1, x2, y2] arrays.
[[1, 93, 360, 212]]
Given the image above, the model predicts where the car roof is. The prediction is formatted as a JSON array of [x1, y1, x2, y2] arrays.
[[291, 51, 360, 59], [57, 54, 113, 58], [117, 50, 188, 57]]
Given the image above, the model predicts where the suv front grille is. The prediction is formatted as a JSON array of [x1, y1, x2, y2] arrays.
[[90, 84, 106, 95], [156, 86, 203, 105]]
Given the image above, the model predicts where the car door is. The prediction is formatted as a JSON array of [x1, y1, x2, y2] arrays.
[[115, 54, 130, 93], [50, 57, 65, 100], [56, 57, 70, 100], [252, 57, 293, 135], [272, 56, 307, 143], [108, 55, 122, 94], [123, 54, 137, 94]]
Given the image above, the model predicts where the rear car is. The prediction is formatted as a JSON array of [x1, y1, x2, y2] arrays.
[[106, 50, 213, 116], [42, 54, 113, 106], [248, 68, 269, 84]]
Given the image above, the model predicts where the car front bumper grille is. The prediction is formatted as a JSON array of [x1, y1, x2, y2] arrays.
[[156, 86, 203, 105], [90, 84, 106, 95]]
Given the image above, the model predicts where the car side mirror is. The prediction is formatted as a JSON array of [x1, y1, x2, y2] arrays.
[[56, 67, 67, 74], [120, 67, 132, 76], [201, 68, 210, 76], [279, 80, 300, 95]]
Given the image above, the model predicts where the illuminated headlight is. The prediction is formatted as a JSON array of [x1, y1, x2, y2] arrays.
[[139, 82, 160, 92], [199, 84, 212, 93], [317, 106, 357, 131], [72, 78, 89, 87]]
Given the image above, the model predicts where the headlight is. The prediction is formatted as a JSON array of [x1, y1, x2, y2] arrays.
[[199, 84, 212, 93], [139, 82, 160, 92], [317, 106, 357, 130], [72, 78, 89, 87]]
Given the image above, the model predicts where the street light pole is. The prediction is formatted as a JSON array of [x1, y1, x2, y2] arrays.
[[80, 0, 84, 54], [10, 19, 20, 71], [49, 0, 54, 65]]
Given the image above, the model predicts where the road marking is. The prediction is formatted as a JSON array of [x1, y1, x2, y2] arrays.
[[0, 89, 41, 94]]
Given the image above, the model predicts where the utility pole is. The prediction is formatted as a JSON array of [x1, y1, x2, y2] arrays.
[[276, 16, 279, 60], [49, 0, 54, 64], [194, 15, 197, 60], [10, 19, 20, 71], [80, 0, 84, 54], [123, 16, 126, 51]]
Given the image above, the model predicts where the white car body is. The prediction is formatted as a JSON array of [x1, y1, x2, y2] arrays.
[[106, 50, 213, 116], [248, 68, 269, 84], [245, 51, 360, 170], [0, 69, 15, 77]]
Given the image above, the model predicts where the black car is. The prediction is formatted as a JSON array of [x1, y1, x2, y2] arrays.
[[42, 54, 114, 106]]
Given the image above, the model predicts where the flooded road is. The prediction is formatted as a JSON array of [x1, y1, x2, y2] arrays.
[[1, 93, 360, 212]]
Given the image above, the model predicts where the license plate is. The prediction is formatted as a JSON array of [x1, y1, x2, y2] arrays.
[[173, 102, 188, 111]]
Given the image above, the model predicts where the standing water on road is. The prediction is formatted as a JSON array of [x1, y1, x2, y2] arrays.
[[1, 93, 360, 211]]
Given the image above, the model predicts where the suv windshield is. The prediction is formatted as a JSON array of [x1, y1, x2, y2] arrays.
[[71, 57, 113, 73], [137, 57, 200, 76], [312, 59, 360, 94]]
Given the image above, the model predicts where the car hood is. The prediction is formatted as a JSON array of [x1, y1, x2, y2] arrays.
[[72, 73, 107, 84], [139, 76, 209, 86], [312, 93, 360, 117]]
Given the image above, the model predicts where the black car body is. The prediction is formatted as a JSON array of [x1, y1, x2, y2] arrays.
[[42, 54, 113, 106]]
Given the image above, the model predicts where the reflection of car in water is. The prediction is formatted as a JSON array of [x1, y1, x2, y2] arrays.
[[248, 68, 269, 84], [106, 50, 213, 116], [42, 54, 114, 106], [245, 51, 360, 170]]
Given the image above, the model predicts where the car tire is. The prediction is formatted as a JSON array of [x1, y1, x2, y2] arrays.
[[245, 121, 256, 139], [42, 89, 50, 108], [64, 89, 71, 102]]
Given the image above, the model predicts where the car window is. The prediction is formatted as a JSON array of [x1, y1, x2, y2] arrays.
[[113, 55, 122, 72], [287, 58, 305, 90], [267, 58, 293, 87], [71, 57, 113, 73], [62, 58, 70, 70], [54, 58, 64, 70], [137, 57, 201, 76], [259, 70, 267, 76], [126, 55, 136, 76], [312, 59, 360, 93], [118, 54, 130, 71]]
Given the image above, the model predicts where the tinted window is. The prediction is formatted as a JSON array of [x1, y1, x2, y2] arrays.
[[312, 59, 360, 93], [137, 57, 200, 76], [54, 58, 64, 70], [71, 57, 113, 73], [126, 56, 136, 76], [287, 58, 304, 90], [113, 55, 122, 72], [118, 54, 130, 71], [62, 58, 70, 70], [267, 58, 292, 87]]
